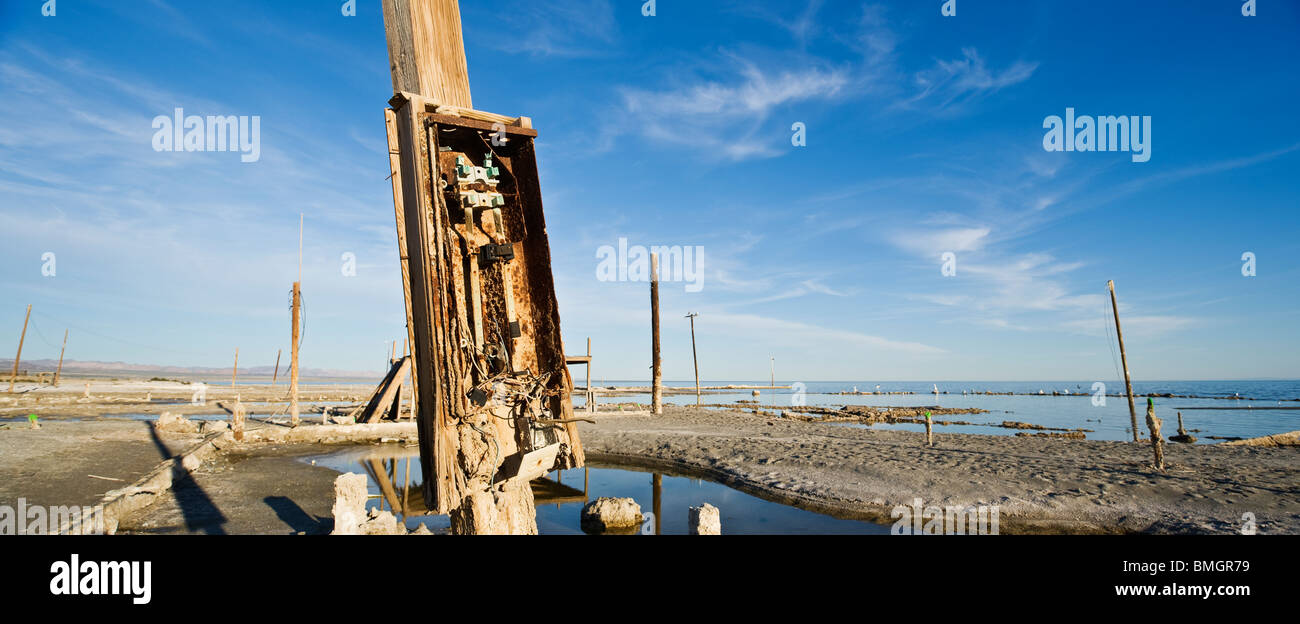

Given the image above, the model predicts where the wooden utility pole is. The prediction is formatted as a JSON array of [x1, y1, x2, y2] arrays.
[[685, 313, 700, 406], [383, 0, 583, 534], [1108, 280, 1139, 442], [271, 349, 282, 387], [770, 356, 775, 388], [651, 254, 663, 415], [291, 213, 303, 426], [231, 347, 239, 388], [53, 329, 67, 387], [382, 0, 472, 108], [290, 284, 301, 426], [8, 305, 31, 393]]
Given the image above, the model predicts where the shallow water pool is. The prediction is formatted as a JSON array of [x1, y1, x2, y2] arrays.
[[306, 446, 889, 535]]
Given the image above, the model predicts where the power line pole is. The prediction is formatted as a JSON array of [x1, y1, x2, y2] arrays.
[[770, 355, 775, 388], [685, 313, 700, 406], [9, 305, 32, 393], [1108, 280, 1139, 442], [291, 213, 303, 426], [231, 347, 239, 388], [271, 349, 282, 387]]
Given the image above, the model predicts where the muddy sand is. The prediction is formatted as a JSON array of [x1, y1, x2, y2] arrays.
[[576, 407, 1300, 534]]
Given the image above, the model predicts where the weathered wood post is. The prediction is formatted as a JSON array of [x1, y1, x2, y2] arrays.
[[586, 337, 595, 413], [1108, 280, 1139, 442], [290, 282, 301, 426], [8, 304, 31, 393], [384, 0, 582, 534], [651, 254, 663, 415], [231, 347, 239, 388], [54, 329, 67, 387], [232, 400, 246, 442], [1146, 398, 1164, 471], [271, 349, 281, 387], [925, 410, 934, 447]]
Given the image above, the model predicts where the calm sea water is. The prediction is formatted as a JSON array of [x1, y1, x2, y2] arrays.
[[582, 380, 1300, 444]]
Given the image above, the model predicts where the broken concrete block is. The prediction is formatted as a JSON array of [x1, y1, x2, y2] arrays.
[[689, 503, 721, 535], [330, 473, 369, 535], [154, 412, 198, 434], [580, 497, 642, 533]]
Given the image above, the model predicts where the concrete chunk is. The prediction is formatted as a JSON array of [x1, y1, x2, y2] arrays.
[[330, 473, 369, 535], [689, 503, 721, 535], [580, 497, 642, 533]]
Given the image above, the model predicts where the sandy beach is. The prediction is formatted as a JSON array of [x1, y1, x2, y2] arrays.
[[3, 379, 1296, 535], [576, 407, 1300, 534]]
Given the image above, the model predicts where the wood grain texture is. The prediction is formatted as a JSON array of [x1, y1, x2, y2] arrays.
[[381, 0, 472, 107]]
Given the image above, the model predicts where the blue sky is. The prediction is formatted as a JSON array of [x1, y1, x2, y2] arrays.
[[1, 0, 1298, 382]]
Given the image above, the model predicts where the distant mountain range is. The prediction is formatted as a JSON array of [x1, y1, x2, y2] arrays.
[[0, 358, 383, 381]]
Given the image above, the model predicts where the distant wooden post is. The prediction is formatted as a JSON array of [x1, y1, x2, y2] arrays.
[[925, 411, 934, 447], [1108, 280, 1140, 442], [271, 349, 282, 387], [231, 347, 239, 388], [53, 329, 68, 387], [770, 356, 775, 388], [650, 254, 662, 415], [586, 337, 594, 413], [290, 282, 302, 426], [686, 313, 700, 406], [8, 305, 31, 393]]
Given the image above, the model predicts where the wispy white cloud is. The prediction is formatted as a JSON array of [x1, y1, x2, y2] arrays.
[[614, 57, 848, 160], [890, 226, 991, 257], [897, 47, 1038, 115]]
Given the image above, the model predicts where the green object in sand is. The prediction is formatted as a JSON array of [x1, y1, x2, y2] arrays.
[[925, 411, 932, 420], [28, 414, 38, 423]]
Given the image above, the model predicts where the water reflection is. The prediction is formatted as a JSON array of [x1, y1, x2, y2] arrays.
[[308, 446, 890, 535]]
